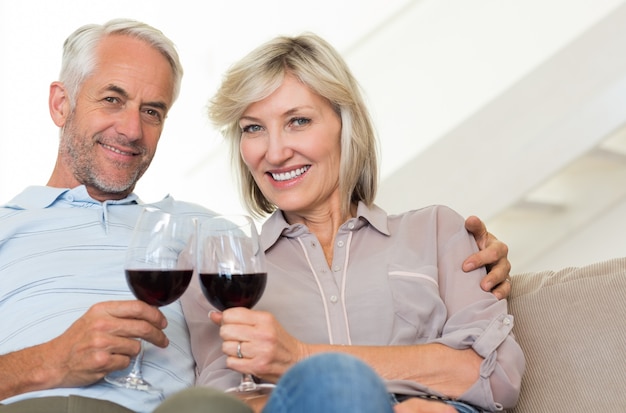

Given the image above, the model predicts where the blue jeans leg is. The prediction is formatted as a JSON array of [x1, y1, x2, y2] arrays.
[[262, 353, 394, 413], [446, 400, 481, 413]]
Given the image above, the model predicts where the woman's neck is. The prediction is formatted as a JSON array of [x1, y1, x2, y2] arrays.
[[283, 201, 357, 266]]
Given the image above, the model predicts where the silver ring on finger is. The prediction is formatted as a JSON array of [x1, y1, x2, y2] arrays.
[[237, 341, 243, 359]]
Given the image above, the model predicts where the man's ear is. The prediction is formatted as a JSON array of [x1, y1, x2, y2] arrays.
[[49, 81, 71, 127]]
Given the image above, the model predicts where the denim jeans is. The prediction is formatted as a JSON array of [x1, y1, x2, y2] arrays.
[[446, 400, 481, 413], [391, 394, 481, 412], [263, 353, 394, 413], [264, 352, 480, 413]]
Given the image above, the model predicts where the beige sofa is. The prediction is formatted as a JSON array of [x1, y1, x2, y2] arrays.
[[507, 257, 626, 412]]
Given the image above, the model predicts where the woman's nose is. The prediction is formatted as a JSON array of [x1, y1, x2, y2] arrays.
[[264, 130, 293, 164]]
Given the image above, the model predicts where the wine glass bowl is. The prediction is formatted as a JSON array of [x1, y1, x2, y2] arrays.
[[199, 270, 267, 311], [197, 215, 267, 311], [126, 268, 193, 307], [197, 214, 273, 398], [105, 207, 196, 394]]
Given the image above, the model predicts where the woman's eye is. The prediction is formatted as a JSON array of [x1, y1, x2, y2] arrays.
[[291, 117, 310, 127], [242, 124, 262, 133]]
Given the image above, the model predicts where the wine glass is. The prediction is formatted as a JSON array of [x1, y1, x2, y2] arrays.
[[197, 214, 274, 398], [105, 207, 196, 395]]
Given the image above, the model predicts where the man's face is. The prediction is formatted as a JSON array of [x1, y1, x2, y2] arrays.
[[56, 34, 175, 201]]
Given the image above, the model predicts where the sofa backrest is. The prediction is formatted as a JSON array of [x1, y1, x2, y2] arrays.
[[507, 257, 626, 412]]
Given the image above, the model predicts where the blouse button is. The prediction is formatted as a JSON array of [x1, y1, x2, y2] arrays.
[[330, 295, 338, 303], [337, 240, 345, 248]]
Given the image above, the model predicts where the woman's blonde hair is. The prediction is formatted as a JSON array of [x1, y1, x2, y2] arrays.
[[208, 33, 378, 218]]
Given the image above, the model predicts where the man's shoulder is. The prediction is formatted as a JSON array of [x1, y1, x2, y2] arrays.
[[1, 186, 65, 210], [148, 195, 216, 216]]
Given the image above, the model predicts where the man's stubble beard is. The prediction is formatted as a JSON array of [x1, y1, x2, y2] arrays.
[[59, 114, 153, 196]]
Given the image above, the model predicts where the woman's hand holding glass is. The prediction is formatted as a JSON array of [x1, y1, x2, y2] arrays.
[[209, 307, 306, 384], [197, 215, 275, 399]]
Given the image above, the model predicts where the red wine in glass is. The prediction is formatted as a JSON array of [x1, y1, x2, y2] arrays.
[[127, 269, 193, 307], [199, 272, 267, 311]]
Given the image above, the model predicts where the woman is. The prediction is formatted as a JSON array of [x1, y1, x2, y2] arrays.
[[182, 33, 524, 412]]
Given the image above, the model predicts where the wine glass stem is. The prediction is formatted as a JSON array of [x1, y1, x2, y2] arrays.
[[239, 373, 258, 391], [129, 340, 145, 379]]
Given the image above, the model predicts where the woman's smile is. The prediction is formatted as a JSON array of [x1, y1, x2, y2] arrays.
[[269, 165, 310, 183]]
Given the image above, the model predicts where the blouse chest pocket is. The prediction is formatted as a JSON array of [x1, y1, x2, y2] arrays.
[[387, 264, 447, 343]]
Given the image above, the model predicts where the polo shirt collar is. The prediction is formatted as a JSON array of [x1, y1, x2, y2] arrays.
[[260, 201, 390, 251], [355, 201, 390, 236], [3, 185, 140, 209]]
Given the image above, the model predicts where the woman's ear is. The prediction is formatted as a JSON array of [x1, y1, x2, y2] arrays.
[[49, 81, 71, 127]]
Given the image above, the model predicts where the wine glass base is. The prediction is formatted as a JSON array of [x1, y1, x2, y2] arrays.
[[226, 383, 275, 400], [105, 374, 163, 396]]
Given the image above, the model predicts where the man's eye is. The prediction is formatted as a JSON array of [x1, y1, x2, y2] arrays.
[[104, 97, 119, 104], [143, 109, 163, 123], [145, 109, 161, 118]]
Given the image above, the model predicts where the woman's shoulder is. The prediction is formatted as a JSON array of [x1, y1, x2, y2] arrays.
[[382, 205, 467, 240], [387, 204, 464, 222]]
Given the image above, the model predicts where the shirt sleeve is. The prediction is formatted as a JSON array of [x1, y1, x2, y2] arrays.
[[179, 272, 242, 389], [431, 205, 525, 410]]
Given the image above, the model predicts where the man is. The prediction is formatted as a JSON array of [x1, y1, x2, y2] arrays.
[[0, 18, 212, 413], [0, 18, 510, 413]]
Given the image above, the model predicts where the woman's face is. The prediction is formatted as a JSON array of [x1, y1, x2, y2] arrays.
[[239, 73, 342, 217]]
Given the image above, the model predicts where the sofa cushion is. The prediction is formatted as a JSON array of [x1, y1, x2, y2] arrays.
[[507, 257, 626, 412]]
